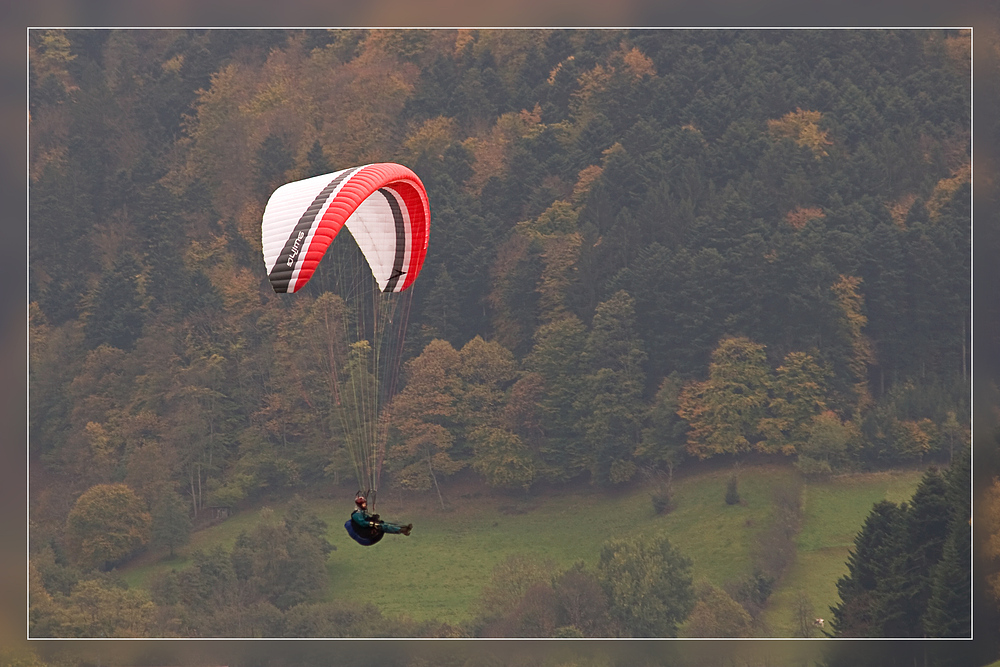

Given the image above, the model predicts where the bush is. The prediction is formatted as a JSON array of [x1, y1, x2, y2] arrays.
[[554, 625, 584, 637], [725, 474, 740, 505], [726, 571, 774, 619], [794, 454, 833, 479], [651, 485, 673, 514], [609, 459, 637, 484]]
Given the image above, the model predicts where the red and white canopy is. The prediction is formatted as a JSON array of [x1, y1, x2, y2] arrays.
[[261, 163, 430, 294]]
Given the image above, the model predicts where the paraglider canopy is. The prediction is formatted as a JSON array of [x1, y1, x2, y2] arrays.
[[261, 162, 430, 294]]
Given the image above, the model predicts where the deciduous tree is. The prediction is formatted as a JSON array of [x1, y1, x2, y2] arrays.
[[678, 337, 769, 459], [679, 581, 753, 638], [759, 351, 830, 455], [388, 339, 465, 502], [597, 534, 694, 637], [61, 578, 156, 638], [64, 484, 152, 570], [830, 275, 874, 416], [473, 553, 557, 636]]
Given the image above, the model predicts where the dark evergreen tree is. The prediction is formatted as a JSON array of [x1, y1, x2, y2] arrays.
[[524, 316, 588, 480], [151, 492, 192, 558], [576, 291, 647, 484], [922, 444, 971, 637], [420, 266, 461, 346], [922, 520, 971, 637], [829, 500, 905, 637], [878, 468, 952, 636], [304, 139, 331, 177], [862, 221, 907, 395], [83, 253, 146, 351], [255, 132, 295, 195], [30, 163, 95, 324]]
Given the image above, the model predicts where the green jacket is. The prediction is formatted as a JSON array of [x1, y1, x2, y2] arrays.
[[351, 508, 405, 534]]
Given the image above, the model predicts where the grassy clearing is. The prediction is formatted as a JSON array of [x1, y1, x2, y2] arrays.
[[118, 464, 926, 634], [322, 465, 792, 624], [761, 468, 926, 636], [120, 501, 289, 589]]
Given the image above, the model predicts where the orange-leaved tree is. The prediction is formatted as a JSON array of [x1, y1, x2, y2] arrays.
[[388, 339, 464, 505], [677, 337, 769, 459], [64, 483, 151, 570]]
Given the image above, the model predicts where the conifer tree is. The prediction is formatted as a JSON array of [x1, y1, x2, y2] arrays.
[[829, 500, 905, 637], [922, 445, 971, 637], [151, 492, 192, 558], [83, 253, 146, 351], [877, 468, 951, 636], [576, 290, 646, 483], [524, 315, 588, 480], [304, 139, 331, 176]]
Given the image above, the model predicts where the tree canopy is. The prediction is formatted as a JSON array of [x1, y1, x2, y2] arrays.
[[28, 28, 970, 639]]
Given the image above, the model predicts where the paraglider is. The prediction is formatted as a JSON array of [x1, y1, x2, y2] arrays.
[[261, 163, 429, 544], [344, 493, 412, 546]]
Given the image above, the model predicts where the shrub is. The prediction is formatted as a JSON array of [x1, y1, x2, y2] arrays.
[[725, 474, 741, 505], [726, 571, 774, 619], [651, 485, 673, 514], [609, 459, 637, 484], [794, 454, 833, 479]]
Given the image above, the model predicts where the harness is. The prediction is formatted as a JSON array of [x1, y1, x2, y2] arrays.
[[344, 489, 383, 546], [344, 518, 384, 546]]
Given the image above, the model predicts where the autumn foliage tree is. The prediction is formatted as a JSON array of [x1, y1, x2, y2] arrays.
[[678, 337, 770, 459], [680, 581, 753, 638], [64, 484, 152, 570], [767, 108, 833, 159], [679, 336, 843, 462], [388, 339, 465, 503], [759, 351, 831, 455], [830, 275, 875, 416]]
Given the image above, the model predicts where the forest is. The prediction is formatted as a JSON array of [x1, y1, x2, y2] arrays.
[[27, 28, 972, 640]]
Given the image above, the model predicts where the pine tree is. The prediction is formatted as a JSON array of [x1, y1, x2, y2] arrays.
[[151, 492, 192, 558], [636, 374, 687, 470], [524, 315, 588, 480], [921, 521, 971, 637], [304, 139, 331, 176], [576, 291, 646, 484], [83, 253, 146, 351], [255, 132, 294, 194], [829, 500, 905, 637], [421, 266, 461, 345], [877, 468, 951, 636], [922, 445, 971, 637]]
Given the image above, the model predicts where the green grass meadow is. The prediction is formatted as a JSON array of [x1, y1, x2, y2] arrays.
[[120, 464, 925, 633], [761, 469, 925, 636]]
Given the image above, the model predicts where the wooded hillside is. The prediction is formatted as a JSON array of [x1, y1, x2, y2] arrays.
[[28, 29, 970, 638]]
